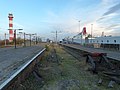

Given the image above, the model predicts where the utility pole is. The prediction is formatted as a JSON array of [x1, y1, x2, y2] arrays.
[[4, 32, 9, 47], [5, 33, 6, 46], [56, 30, 57, 44], [14, 30, 17, 49], [51, 30, 61, 45], [91, 24, 93, 44], [24, 33, 26, 47], [35, 33, 37, 44], [26, 33, 36, 46], [30, 34, 31, 46], [19, 32, 26, 47], [78, 20, 82, 45]]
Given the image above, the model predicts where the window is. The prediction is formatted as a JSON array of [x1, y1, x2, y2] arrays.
[[114, 40, 116, 43], [101, 40, 103, 42], [107, 40, 109, 42]]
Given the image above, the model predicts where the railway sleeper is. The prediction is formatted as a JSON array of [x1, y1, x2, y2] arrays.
[[85, 52, 120, 88], [104, 74, 120, 85], [85, 52, 116, 72], [98, 74, 120, 88], [86, 55, 97, 73], [101, 55, 114, 70], [103, 71, 120, 77]]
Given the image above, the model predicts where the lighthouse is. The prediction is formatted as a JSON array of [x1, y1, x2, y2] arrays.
[[8, 13, 14, 42]]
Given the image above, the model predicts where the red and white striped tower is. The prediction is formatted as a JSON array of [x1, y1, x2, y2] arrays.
[[8, 13, 14, 42]]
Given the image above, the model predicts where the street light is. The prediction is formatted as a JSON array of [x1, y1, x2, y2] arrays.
[[8, 29, 23, 49]]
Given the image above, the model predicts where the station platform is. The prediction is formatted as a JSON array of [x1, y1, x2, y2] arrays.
[[0, 46, 43, 85], [61, 44, 120, 61]]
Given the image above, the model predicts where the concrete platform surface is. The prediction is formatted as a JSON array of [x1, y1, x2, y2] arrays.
[[0, 46, 43, 85], [62, 44, 120, 61]]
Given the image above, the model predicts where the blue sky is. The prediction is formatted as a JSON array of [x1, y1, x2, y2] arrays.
[[0, 0, 120, 40]]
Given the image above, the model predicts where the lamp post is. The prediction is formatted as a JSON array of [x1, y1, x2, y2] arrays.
[[8, 29, 23, 49]]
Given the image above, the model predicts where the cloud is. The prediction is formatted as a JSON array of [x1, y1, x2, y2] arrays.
[[101, 0, 119, 6], [105, 24, 120, 30], [96, 0, 120, 22], [97, 13, 118, 21], [103, 3, 120, 16]]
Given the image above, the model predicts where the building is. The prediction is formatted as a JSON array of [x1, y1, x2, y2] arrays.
[[64, 36, 120, 51], [92, 36, 120, 50]]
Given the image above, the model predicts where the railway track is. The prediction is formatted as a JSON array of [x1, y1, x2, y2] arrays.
[[0, 48, 46, 90], [61, 44, 120, 88], [62, 45, 87, 61], [85, 53, 120, 87]]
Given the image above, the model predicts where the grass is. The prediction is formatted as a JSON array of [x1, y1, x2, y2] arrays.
[[17, 44, 120, 90]]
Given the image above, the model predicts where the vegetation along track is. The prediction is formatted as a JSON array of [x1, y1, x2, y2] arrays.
[[17, 44, 120, 90]]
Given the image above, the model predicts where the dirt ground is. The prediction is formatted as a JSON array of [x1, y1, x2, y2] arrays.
[[18, 44, 120, 90]]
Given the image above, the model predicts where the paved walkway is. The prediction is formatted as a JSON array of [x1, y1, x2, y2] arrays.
[[0, 45, 43, 84], [62, 44, 120, 61]]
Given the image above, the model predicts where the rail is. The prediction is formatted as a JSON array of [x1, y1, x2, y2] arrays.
[[61, 44, 120, 87], [60, 43, 120, 61]]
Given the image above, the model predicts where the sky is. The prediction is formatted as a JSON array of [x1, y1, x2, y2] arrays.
[[0, 0, 120, 40]]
